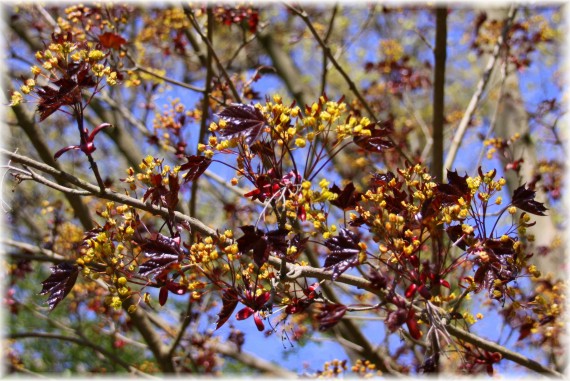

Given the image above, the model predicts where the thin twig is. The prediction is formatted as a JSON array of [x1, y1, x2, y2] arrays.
[[444, 6, 517, 179], [2, 148, 216, 237], [286, 4, 411, 163], [98, 90, 152, 137], [183, 5, 242, 103], [2, 238, 67, 262], [18, 165, 92, 195], [445, 324, 562, 377], [320, 4, 338, 95], [190, 7, 215, 220], [476, 58, 508, 169], [124, 59, 205, 93]]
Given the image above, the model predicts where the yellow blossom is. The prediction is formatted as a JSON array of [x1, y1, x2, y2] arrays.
[[87, 50, 105, 61], [10, 92, 23, 106]]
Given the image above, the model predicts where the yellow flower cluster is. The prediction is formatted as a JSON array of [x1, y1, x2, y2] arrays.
[[12, 35, 119, 108], [59, 4, 129, 41], [531, 280, 565, 338], [189, 236, 219, 264], [123, 155, 181, 192], [316, 359, 347, 378], [37, 40, 117, 82], [351, 359, 380, 378], [483, 133, 521, 160], [138, 8, 188, 43], [152, 99, 200, 152]]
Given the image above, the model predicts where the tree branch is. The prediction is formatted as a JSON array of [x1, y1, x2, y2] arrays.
[[432, 7, 447, 181], [122, 297, 176, 373], [190, 7, 215, 220], [268, 257, 562, 377], [183, 5, 242, 103], [1, 149, 216, 237], [2, 238, 67, 263], [6, 104, 94, 230], [445, 325, 563, 377]]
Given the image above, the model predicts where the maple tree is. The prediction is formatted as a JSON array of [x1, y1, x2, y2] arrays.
[[2, 3, 566, 377]]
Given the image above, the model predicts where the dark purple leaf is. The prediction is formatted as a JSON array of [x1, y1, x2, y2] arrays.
[[353, 121, 394, 152], [511, 184, 547, 216], [40, 262, 79, 311], [330, 182, 360, 210], [316, 303, 347, 331], [436, 169, 471, 205], [159, 286, 168, 306], [217, 103, 266, 144], [36, 61, 97, 121], [99, 32, 127, 50], [37, 85, 66, 121], [364, 269, 389, 289], [138, 234, 182, 277], [517, 321, 534, 341], [236, 226, 288, 267], [253, 312, 265, 331], [236, 306, 254, 320], [484, 237, 515, 255], [323, 228, 362, 280], [164, 173, 180, 211], [370, 171, 396, 187], [216, 289, 239, 330], [180, 155, 212, 183], [417, 197, 438, 225], [446, 224, 472, 251], [142, 174, 167, 206]]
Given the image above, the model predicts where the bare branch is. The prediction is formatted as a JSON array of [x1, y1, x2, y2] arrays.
[[432, 7, 447, 181], [2, 238, 68, 263], [6, 103, 94, 230], [445, 325, 562, 377], [1, 149, 216, 237]]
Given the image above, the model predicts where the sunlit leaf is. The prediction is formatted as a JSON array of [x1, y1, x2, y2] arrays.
[[218, 104, 267, 144], [99, 32, 127, 49], [139, 234, 182, 277]]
